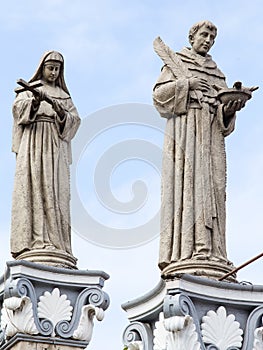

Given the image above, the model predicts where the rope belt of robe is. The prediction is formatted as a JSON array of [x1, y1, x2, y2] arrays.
[[34, 114, 55, 123]]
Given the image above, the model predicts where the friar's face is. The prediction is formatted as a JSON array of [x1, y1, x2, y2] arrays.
[[191, 26, 216, 56]]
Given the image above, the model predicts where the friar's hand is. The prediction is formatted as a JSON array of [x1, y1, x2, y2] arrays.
[[189, 76, 210, 92], [223, 99, 246, 118]]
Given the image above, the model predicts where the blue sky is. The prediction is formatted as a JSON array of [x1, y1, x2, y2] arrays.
[[1, 1, 263, 349]]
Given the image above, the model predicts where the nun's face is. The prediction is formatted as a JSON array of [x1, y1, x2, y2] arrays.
[[42, 61, 61, 85]]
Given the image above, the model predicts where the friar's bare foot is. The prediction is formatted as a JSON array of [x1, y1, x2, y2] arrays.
[[192, 253, 210, 260], [44, 245, 56, 251]]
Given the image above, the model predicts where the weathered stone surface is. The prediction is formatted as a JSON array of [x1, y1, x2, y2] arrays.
[[153, 20, 257, 279], [8, 341, 84, 350], [11, 51, 81, 268], [16, 249, 77, 270]]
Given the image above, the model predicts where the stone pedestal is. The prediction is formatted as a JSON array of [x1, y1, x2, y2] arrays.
[[14, 249, 78, 270], [0, 261, 110, 349], [0, 336, 85, 350], [160, 259, 236, 282], [122, 274, 263, 349]]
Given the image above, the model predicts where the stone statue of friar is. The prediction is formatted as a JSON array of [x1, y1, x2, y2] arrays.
[[11, 51, 80, 268], [153, 20, 257, 279]]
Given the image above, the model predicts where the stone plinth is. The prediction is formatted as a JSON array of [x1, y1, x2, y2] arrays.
[[0, 335, 86, 349], [160, 259, 236, 282], [15, 249, 78, 270], [8, 344, 83, 350], [122, 274, 263, 349], [0, 261, 110, 349]]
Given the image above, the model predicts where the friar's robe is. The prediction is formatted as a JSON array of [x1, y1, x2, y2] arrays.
[[11, 85, 80, 257], [153, 47, 236, 269]]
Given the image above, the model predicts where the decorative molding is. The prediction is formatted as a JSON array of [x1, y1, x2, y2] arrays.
[[55, 286, 109, 339], [73, 305, 104, 342], [242, 305, 263, 349], [201, 306, 243, 350], [3, 276, 54, 336], [163, 293, 204, 346], [153, 311, 201, 350], [123, 321, 153, 350], [122, 276, 263, 350], [0, 262, 110, 349], [163, 294, 192, 318], [1, 296, 38, 338], [37, 288, 73, 337]]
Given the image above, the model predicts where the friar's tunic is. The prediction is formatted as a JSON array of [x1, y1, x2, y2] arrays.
[[11, 85, 80, 257], [153, 47, 236, 269]]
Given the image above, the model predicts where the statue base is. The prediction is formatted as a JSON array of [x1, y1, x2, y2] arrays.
[[122, 274, 263, 349], [0, 334, 86, 349], [160, 258, 236, 282], [0, 260, 110, 349], [14, 249, 78, 269]]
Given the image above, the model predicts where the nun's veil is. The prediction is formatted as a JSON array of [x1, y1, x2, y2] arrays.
[[29, 51, 70, 96]]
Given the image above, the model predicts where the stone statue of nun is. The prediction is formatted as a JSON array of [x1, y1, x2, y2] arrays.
[[11, 51, 80, 268]]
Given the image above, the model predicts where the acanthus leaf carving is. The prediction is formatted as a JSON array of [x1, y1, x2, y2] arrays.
[[153, 312, 166, 350], [201, 306, 243, 350], [1, 296, 38, 338], [127, 341, 144, 350], [253, 327, 263, 350], [37, 288, 73, 337], [153, 311, 201, 350], [73, 304, 104, 342]]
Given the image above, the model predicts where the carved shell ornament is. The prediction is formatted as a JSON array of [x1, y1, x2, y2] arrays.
[[201, 306, 243, 349], [37, 288, 73, 336]]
